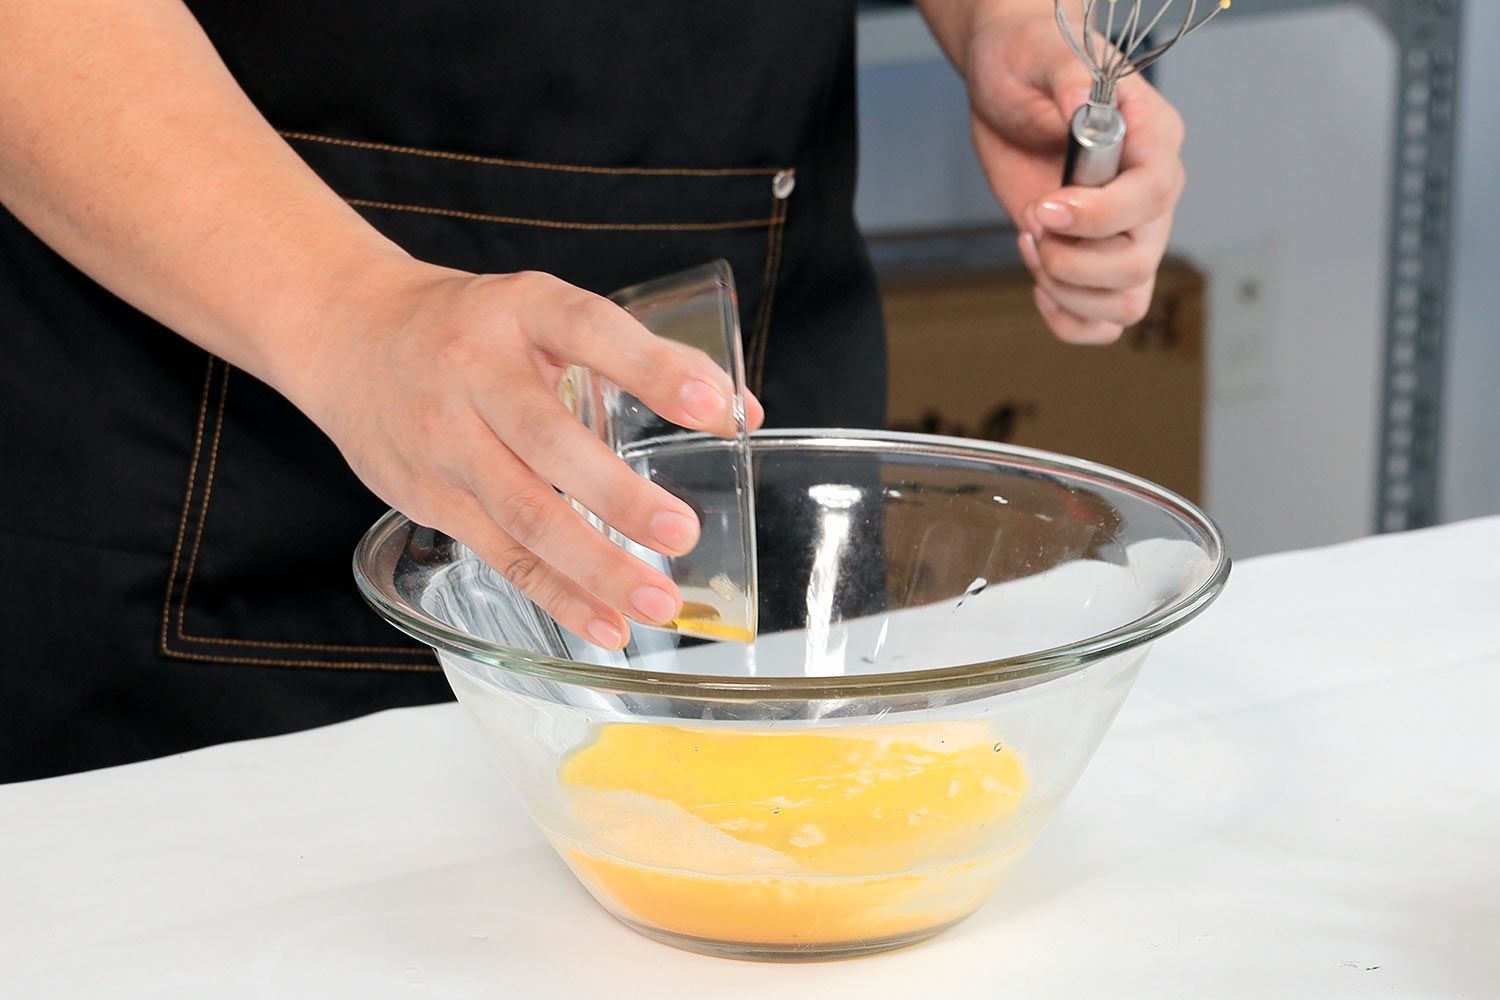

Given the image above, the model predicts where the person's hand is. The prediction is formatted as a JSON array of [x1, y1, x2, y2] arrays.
[[285, 261, 764, 650], [964, 13, 1186, 343]]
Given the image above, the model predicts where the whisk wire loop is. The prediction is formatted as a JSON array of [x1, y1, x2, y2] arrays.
[[1055, 0, 1229, 108]]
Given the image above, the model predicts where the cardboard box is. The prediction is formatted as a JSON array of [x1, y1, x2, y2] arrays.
[[873, 228, 1206, 502]]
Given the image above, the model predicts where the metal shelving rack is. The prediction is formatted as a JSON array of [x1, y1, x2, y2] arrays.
[[1235, 0, 1464, 532], [1247, 1, 1463, 532], [858, 0, 1466, 533]]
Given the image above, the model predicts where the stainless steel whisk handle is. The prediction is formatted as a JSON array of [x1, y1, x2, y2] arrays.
[[1062, 103, 1126, 188]]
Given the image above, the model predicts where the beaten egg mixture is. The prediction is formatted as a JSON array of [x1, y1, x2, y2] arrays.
[[552, 721, 1028, 946]]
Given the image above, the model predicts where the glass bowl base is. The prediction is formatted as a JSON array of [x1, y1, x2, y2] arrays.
[[613, 912, 969, 962]]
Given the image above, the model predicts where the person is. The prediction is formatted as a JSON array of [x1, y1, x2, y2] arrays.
[[0, 0, 1187, 782]]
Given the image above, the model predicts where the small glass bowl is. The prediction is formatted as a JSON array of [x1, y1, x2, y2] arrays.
[[560, 260, 757, 642], [355, 431, 1230, 961]]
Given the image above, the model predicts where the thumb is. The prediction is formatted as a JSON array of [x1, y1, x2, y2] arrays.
[[1049, 65, 1094, 129]]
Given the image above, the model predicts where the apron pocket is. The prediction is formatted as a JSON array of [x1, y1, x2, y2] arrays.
[[160, 131, 793, 669]]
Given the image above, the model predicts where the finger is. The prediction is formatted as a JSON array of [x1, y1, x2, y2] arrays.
[[1115, 74, 1187, 166], [1024, 226, 1165, 291], [1034, 284, 1125, 346], [530, 287, 743, 439], [461, 434, 684, 627], [475, 381, 702, 557], [1030, 76, 1186, 240], [744, 386, 765, 431], [1031, 158, 1185, 240], [1030, 258, 1155, 328], [445, 498, 631, 649]]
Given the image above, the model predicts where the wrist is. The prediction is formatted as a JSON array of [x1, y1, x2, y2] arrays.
[[937, 1, 1052, 78], [260, 246, 461, 425]]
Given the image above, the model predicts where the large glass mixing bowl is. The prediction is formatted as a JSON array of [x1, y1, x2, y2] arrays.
[[354, 431, 1230, 961]]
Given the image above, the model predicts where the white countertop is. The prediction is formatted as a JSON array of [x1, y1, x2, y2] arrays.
[[4, 519, 1498, 998]]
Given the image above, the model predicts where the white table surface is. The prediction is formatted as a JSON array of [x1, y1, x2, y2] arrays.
[[4, 519, 1498, 998]]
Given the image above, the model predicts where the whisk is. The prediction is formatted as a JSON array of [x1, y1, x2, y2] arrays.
[[1054, 0, 1230, 187]]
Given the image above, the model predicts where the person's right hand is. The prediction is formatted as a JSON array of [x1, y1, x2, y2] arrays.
[[284, 260, 764, 650]]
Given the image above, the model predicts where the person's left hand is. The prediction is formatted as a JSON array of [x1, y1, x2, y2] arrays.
[[964, 13, 1186, 344]]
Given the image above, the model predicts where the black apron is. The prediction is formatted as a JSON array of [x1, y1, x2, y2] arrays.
[[0, 1, 886, 782]]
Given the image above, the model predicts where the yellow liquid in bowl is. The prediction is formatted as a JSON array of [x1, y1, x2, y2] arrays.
[[554, 722, 1028, 948]]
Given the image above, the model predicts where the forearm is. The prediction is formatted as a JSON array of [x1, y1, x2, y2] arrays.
[[914, 0, 1054, 73], [0, 0, 420, 395]]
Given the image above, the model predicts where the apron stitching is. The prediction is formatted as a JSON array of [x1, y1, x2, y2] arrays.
[[749, 195, 790, 393], [158, 357, 215, 658], [173, 360, 230, 641], [279, 130, 785, 178], [344, 198, 775, 232], [746, 197, 783, 394], [167, 361, 428, 658], [161, 646, 437, 672]]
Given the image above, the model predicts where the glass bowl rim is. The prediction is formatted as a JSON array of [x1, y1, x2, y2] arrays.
[[353, 429, 1231, 700]]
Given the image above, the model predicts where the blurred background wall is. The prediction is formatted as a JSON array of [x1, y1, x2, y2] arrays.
[[854, 1, 1499, 557]]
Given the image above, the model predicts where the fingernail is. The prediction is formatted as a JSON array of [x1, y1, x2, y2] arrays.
[[1019, 232, 1041, 270], [1022, 206, 1044, 240], [744, 387, 765, 427], [586, 618, 625, 648], [650, 509, 699, 551], [679, 378, 727, 425], [1036, 200, 1075, 230], [630, 585, 679, 624]]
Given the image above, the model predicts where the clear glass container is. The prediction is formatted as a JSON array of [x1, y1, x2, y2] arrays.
[[560, 260, 757, 642], [354, 431, 1230, 961]]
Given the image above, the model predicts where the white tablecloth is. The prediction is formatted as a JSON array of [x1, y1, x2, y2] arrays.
[[4, 519, 1498, 998]]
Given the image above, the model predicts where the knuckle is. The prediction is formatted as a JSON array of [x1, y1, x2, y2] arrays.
[[412, 400, 449, 446], [434, 328, 483, 370], [499, 489, 555, 548], [528, 577, 573, 618], [508, 271, 572, 314], [1037, 239, 1067, 276], [496, 548, 543, 590], [577, 293, 626, 333], [512, 398, 559, 448], [490, 310, 525, 346], [514, 269, 562, 293]]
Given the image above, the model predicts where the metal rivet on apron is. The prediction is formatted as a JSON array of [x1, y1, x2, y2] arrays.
[[772, 169, 796, 200]]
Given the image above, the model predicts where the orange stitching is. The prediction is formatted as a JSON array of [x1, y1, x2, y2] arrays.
[[750, 199, 786, 383], [750, 196, 790, 394], [174, 360, 228, 638], [178, 633, 427, 654], [159, 358, 215, 658], [344, 198, 774, 232], [279, 130, 783, 178], [179, 633, 427, 654], [170, 361, 426, 657], [756, 198, 790, 389], [160, 645, 438, 673]]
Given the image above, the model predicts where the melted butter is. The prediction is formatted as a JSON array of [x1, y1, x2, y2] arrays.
[[668, 599, 754, 644]]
